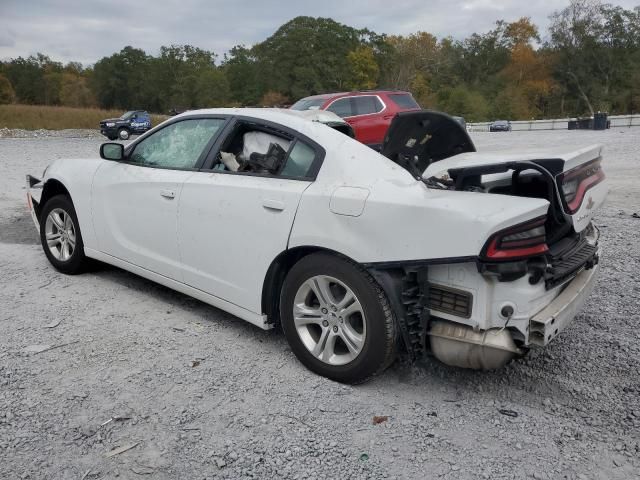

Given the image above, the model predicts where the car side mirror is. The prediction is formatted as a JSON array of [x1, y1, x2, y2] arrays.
[[100, 143, 125, 161]]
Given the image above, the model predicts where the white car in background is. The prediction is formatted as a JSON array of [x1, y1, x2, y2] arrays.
[[26, 109, 607, 383]]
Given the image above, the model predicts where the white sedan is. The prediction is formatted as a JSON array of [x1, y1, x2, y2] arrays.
[[26, 109, 607, 383]]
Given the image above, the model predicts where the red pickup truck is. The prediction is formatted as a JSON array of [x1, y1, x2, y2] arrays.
[[290, 90, 421, 150]]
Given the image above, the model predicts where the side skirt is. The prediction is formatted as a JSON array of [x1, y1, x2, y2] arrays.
[[84, 248, 272, 330]]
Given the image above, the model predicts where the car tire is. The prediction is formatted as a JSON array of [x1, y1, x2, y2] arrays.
[[39, 194, 89, 275], [118, 128, 130, 140], [107, 135, 117, 141], [280, 252, 396, 384]]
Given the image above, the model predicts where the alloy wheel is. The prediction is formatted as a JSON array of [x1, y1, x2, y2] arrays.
[[293, 275, 366, 366], [44, 208, 76, 261]]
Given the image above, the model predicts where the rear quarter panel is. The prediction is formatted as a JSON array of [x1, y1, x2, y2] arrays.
[[288, 137, 550, 263]]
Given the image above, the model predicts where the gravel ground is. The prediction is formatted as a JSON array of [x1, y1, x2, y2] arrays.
[[1, 128, 639, 480]]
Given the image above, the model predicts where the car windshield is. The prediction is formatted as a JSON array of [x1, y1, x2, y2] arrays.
[[120, 111, 136, 119], [494, 120, 509, 125], [290, 98, 326, 111]]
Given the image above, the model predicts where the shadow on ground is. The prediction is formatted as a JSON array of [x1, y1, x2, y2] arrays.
[[0, 207, 39, 245]]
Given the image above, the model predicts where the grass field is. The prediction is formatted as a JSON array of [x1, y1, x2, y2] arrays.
[[0, 104, 168, 130]]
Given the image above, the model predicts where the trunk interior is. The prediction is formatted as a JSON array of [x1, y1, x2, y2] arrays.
[[381, 111, 603, 289]]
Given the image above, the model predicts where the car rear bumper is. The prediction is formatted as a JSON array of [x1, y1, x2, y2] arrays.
[[528, 259, 600, 346]]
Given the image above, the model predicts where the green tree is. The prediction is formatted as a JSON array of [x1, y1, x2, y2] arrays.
[[223, 45, 264, 106], [456, 22, 510, 89], [547, 0, 640, 116], [3, 54, 62, 104], [195, 68, 231, 107], [155, 45, 218, 109], [437, 86, 489, 121], [251, 16, 381, 100], [91, 46, 152, 110]]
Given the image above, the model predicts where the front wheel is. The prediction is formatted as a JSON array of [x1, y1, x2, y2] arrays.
[[40, 194, 89, 274], [280, 253, 396, 383], [118, 128, 130, 140]]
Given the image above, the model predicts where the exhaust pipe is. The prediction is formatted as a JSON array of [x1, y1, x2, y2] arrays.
[[428, 320, 523, 370]]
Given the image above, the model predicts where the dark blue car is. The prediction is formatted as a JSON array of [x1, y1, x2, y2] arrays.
[[100, 110, 152, 140], [489, 120, 512, 132]]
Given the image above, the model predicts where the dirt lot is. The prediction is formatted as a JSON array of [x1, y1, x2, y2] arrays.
[[1, 128, 639, 480]]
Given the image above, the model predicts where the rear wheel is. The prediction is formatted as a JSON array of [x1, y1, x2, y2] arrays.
[[39, 194, 89, 274], [280, 253, 396, 383]]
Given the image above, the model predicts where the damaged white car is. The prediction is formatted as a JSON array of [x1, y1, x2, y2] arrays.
[[26, 109, 606, 383]]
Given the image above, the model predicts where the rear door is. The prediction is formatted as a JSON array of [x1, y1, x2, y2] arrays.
[[347, 95, 388, 147], [92, 117, 227, 280], [177, 119, 324, 313]]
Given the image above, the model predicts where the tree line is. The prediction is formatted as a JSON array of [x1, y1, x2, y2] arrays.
[[0, 0, 638, 121]]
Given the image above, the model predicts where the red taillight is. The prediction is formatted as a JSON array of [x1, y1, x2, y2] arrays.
[[557, 158, 605, 214], [482, 216, 549, 261]]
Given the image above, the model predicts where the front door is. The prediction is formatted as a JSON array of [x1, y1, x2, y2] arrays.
[[91, 117, 227, 280], [178, 123, 323, 313]]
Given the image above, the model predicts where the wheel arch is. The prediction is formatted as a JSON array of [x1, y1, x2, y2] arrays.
[[39, 178, 72, 220], [261, 246, 361, 326]]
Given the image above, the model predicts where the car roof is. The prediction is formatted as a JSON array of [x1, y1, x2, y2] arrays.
[[175, 108, 337, 138], [298, 90, 412, 101]]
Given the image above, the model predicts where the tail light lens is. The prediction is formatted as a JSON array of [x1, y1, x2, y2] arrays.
[[482, 216, 548, 260], [557, 158, 605, 214]]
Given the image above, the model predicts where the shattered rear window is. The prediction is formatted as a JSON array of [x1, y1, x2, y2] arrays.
[[388, 93, 420, 109]]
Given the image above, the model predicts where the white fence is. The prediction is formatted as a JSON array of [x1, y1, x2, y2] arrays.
[[468, 114, 640, 132]]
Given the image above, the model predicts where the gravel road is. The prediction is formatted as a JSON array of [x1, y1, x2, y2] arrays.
[[1, 128, 639, 479]]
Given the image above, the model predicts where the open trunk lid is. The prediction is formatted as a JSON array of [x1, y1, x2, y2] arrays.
[[380, 111, 606, 234], [422, 145, 606, 233], [380, 110, 476, 178]]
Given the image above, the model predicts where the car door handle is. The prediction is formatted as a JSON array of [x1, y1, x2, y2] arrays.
[[262, 199, 285, 211], [160, 189, 175, 199]]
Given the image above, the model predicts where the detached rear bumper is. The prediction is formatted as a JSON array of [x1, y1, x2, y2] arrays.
[[26, 174, 43, 233], [529, 260, 600, 346]]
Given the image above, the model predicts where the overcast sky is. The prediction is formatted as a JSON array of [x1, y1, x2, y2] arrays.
[[0, 0, 638, 65]]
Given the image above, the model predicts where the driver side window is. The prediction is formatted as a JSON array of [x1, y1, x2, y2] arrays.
[[130, 118, 225, 169]]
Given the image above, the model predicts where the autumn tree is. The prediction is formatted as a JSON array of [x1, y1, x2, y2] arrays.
[[259, 91, 289, 107], [0, 74, 15, 104], [59, 73, 95, 107], [499, 18, 555, 118], [380, 32, 439, 90]]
